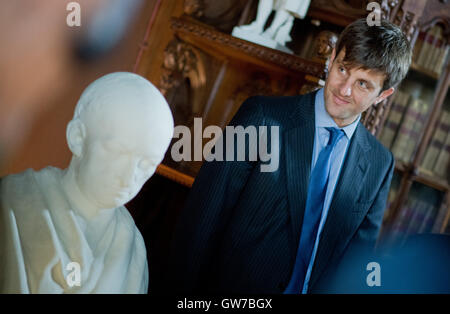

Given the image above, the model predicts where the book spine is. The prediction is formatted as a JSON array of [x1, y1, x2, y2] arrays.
[[418, 203, 436, 234], [421, 110, 450, 172], [431, 199, 449, 233], [433, 130, 450, 178], [423, 27, 442, 72], [412, 32, 425, 63], [405, 201, 428, 236], [379, 91, 406, 148], [390, 199, 416, 244], [383, 176, 400, 224], [391, 98, 422, 162], [404, 100, 429, 160], [436, 46, 449, 75], [416, 29, 434, 68]]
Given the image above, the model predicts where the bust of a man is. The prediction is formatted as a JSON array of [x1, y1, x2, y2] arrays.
[[312, 30, 338, 61], [0, 72, 174, 293]]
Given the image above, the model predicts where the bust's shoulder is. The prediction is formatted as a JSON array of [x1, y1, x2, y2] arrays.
[[1, 167, 62, 188], [0, 167, 63, 210], [117, 206, 144, 239], [116, 206, 147, 253], [1, 169, 39, 203], [117, 206, 136, 227]]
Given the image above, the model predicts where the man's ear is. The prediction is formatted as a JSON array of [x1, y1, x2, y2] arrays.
[[375, 87, 395, 104], [66, 119, 86, 157]]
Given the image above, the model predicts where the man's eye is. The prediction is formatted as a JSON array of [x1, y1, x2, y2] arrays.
[[358, 80, 368, 89], [339, 67, 345, 73]]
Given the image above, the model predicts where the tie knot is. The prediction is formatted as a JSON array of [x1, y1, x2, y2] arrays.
[[325, 127, 344, 147]]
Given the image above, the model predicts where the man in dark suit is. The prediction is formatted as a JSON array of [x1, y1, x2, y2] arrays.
[[166, 18, 412, 293]]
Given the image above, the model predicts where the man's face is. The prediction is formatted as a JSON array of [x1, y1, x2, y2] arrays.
[[324, 48, 394, 127], [75, 104, 170, 209]]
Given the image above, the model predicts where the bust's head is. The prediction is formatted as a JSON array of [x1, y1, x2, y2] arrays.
[[66, 72, 174, 210], [315, 31, 338, 59]]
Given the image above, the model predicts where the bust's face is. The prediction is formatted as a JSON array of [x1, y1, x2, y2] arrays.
[[317, 36, 331, 56], [74, 102, 171, 209]]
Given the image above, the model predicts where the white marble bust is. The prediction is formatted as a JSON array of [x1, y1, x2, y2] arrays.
[[0, 72, 174, 293]]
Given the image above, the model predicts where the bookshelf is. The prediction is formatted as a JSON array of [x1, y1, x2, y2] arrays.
[[378, 17, 450, 245]]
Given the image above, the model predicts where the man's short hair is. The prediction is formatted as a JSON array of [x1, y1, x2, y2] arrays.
[[335, 18, 412, 91]]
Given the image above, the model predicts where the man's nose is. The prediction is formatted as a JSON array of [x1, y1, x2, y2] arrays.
[[339, 78, 352, 97]]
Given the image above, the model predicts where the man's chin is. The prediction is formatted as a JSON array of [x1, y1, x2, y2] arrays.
[[324, 103, 351, 125], [324, 100, 340, 117]]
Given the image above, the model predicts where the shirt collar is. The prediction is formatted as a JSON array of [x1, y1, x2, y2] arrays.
[[314, 88, 360, 139]]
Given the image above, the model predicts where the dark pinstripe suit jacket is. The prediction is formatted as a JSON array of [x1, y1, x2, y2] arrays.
[[166, 91, 395, 294]]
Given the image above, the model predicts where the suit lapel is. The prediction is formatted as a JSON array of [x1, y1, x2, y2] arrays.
[[284, 93, 315, 261], [308, 123, 371, 290]]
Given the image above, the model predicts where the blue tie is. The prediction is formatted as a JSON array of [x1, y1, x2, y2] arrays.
[[284, 127, 345, 294]]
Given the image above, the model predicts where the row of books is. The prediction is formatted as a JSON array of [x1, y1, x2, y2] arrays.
[[421, 109, 450, 180], [445, 216, 450, 234], [412, 26, 448, 76], [379, 84, 434, 164], [380, 86, 449, 179], [383, 173, 401, 225], [389, 184, 443, 244], [432, 200, 450, 234]]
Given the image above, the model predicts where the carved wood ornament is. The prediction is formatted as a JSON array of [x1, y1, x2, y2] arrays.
[[162, 39, 207, 95], [170, 16, 326, 79], [184, 0, 205, 18]]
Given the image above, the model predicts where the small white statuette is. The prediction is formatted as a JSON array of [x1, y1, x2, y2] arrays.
[[232, 0, 311, 53]]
